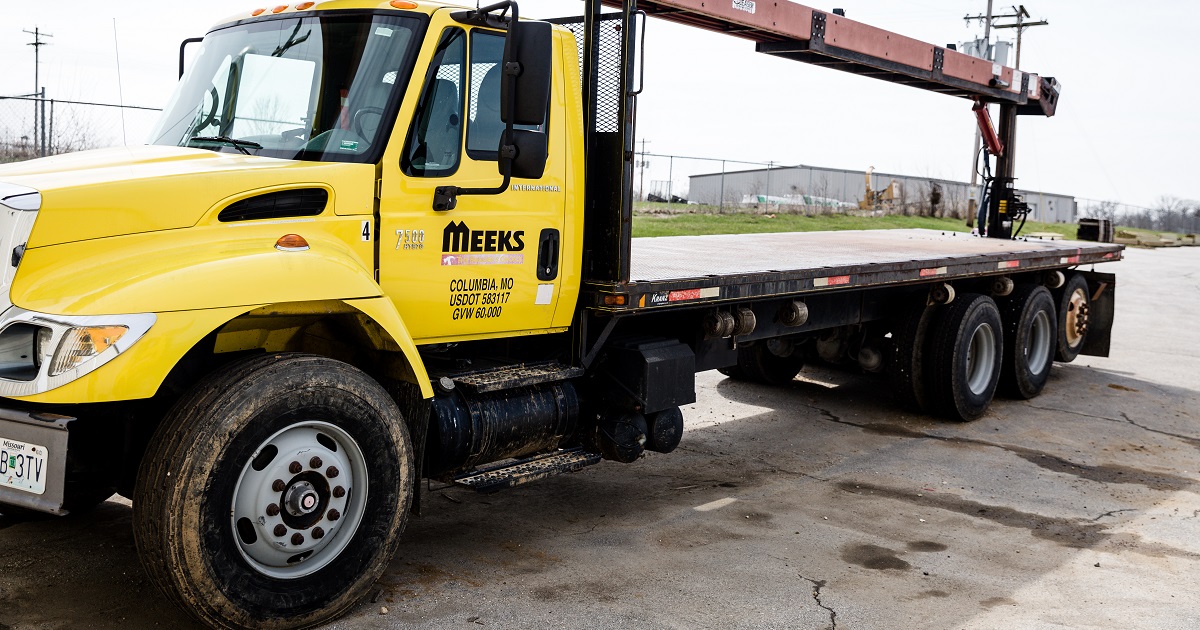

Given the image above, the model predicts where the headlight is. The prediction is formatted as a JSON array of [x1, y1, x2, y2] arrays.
[[48, 326, 129, 376]]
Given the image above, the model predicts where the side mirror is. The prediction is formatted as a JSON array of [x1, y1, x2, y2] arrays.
[[508, 130, 548, 180], [501, 20, 552, 126]]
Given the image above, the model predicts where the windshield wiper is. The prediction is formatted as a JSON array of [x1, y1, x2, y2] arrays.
[[189, 136, 263, 155]]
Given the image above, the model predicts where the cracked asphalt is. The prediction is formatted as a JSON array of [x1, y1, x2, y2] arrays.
[[1, 246, 1198, 629]]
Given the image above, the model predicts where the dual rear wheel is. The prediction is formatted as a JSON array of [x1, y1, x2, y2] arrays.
[[889, 277, 1081, 421]]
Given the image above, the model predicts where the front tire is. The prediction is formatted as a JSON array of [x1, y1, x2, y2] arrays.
[[133, 353, 413, 629]]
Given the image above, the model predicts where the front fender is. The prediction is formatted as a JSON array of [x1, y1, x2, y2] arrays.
[[11, 218, 378, 315]]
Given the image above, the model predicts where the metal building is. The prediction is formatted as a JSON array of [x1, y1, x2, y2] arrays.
[[687, 164, 1077, 224]]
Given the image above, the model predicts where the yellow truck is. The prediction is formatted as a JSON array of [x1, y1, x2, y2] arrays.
[[0, 0, 1121, 627]]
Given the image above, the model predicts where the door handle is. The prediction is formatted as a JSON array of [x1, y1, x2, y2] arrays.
[[537, 228, 559, 281]]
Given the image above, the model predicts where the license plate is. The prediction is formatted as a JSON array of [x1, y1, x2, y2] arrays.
[[0, 437, 48, 495]]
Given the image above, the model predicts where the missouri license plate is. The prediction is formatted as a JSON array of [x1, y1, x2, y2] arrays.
[[0, 437, 48, 495]]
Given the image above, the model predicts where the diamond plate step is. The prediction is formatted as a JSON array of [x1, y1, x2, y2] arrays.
[[451, 362, 584, 394], [452, 448, 602, 493]]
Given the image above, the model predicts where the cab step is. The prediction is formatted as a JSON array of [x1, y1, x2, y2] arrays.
[[452, 448, 601, 493], [451, 361, 583, 394]]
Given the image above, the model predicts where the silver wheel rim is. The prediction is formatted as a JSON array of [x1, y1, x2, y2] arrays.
[[966, 322, 997, 395], [1027, 310, 1052, 375], [231, 421, 368, 579]]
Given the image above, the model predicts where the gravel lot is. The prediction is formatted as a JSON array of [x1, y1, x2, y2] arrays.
[[1, 246, 1197, 629]]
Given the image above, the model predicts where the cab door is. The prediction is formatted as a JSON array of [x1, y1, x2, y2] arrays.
[[379, 14, 568, 344]]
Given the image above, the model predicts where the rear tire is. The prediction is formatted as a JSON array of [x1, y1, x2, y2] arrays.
[[1054, 273, 1090, 363], [928, 294, 1003, 422], [887, 300, 939, 413], [718, 340, 804, 386], [998, 285, 1057, 399], [133, 353, 413, 629]]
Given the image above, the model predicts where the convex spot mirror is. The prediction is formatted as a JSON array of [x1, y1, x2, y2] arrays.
[[508, 130, 547, 180]]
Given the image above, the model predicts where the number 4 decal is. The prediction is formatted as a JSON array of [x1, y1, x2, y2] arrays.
[[362, 220, 372, 242]]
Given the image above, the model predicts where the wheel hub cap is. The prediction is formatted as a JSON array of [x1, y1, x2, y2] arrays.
[[230, 421, 368, 579]]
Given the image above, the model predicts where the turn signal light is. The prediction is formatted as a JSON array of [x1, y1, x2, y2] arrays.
[[275, 234, 310, 252], [49, 326, 129, 376], [390, 0, 419, 8]]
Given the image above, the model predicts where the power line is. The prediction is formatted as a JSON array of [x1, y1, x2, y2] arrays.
[[23, 27, 53, 157]]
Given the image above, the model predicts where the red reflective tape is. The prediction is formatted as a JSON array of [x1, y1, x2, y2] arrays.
[[1061, 255, 1080, 264], [919, 267, 947, 277], [997, 260, 1019, 269], [814, 275, 851, 287], [668, 289, 701, 302]]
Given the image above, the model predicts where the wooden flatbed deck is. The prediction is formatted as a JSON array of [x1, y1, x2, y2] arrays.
[[585, 229, 1123, 312]]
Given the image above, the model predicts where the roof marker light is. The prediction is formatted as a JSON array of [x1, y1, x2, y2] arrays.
[[296, 1, 314, 9], [252, 8, 266, 15], [272, 5, 289, 13], [390, 1, 419, 9]]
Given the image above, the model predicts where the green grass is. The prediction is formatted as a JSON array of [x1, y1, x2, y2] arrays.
[[632, 211, 1079, 239]]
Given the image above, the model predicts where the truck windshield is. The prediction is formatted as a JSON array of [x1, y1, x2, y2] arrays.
[[149, 12, 424, 163]]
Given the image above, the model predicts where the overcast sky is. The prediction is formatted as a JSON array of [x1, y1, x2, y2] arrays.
[[1, 0, 1197, 208]]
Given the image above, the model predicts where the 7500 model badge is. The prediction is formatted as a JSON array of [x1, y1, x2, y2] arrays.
[[395, 229, 425, 250]]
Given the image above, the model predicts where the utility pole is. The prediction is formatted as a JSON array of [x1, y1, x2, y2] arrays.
[[636, 138, 651, 201], [24, 27, 53, 157], [992, 6, 1049, 70], [963, 1, 993, 228]]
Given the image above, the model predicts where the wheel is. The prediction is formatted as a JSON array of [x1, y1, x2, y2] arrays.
[[1054, 273, 1090, 363], [718, 339, 804, 386], [887, 300, 940, 413], [998, 284, 1057, 399], [133, 353, 414, 629], [928, 294, 1003, 421]]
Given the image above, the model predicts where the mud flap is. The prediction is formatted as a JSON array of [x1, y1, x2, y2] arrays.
[[1079, 270, 1116, 358]]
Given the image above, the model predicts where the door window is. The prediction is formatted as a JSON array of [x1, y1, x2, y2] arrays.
[[402, 28, 466, 177]]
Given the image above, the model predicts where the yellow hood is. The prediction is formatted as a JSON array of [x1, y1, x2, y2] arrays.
[[0, 145, 375, 248]]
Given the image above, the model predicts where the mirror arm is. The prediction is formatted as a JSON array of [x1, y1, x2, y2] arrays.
[[179, 37, 204, 79]]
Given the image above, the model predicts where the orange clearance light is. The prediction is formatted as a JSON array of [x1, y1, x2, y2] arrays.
[[272, 5, 289, 13], [296, 1, 314, 8], [602, 294, 628, 306], [390, 0, 419, 8], [275, 234, 310, 252], [251, 8, 266, 15]]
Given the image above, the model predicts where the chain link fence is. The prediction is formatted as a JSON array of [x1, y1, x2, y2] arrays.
[[0, 96, 162, 163]]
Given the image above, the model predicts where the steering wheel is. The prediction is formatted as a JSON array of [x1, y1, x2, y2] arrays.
[[352, 106, 386, 139], [195, 86, 220, 132]]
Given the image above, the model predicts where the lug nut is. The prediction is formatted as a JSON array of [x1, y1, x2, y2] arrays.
[[312, 527, 325, 540], [289, 461, 302, 474], [309, 456, 323, 469], [272, 479, 286, 492], [327, 508, 341, 521], [273, 524, 287, 537], [332, 486, 346, 498], [266, 503, 280, 517], [291, 533, 305, 545], [326, 466, 340, 479]]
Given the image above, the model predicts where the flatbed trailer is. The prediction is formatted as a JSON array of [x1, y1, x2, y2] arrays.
[[0, 1, 1122, 628], [590, 230, 1122, 312]]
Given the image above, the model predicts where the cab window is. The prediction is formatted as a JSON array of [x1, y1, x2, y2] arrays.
[[402, 29, 466, 177]]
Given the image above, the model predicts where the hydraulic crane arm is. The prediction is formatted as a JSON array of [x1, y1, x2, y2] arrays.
[[601, 0, 1060, 116]]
